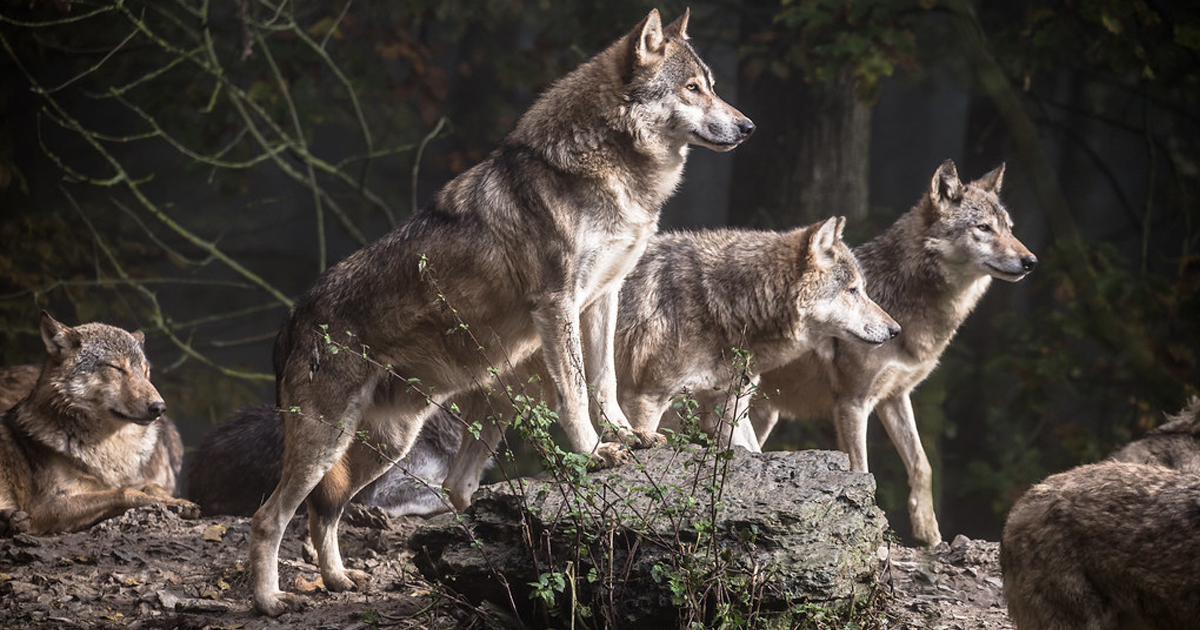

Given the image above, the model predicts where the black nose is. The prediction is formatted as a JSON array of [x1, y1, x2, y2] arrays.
[[888, 325, 901, 339], [1021, 255, 1038, 271], [737, 118, 755, 138], [148, 401, 166, 418]]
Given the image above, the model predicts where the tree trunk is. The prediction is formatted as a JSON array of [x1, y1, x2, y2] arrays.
[[730, 66, 870, 229]]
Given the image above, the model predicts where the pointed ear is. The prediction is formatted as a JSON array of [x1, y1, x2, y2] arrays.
[[664, 7, 690, 40], [807, 216, 842, 268], [930, 159, 962, 206], [131, 330, 146, 346], [39, 311, 77, 358], [973, 163, 1005, 193], [632, 9, 665, 68]]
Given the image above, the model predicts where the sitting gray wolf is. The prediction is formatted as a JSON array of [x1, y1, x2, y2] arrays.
[[1001, 461, 1200, 630], [253, 8, 753, 615], [1107, 397, 1200, 472], [442, 217, 901, 510], [187, 402, 478, 517], [0, 313, 197, 536], [746, 160, 1037, 546]]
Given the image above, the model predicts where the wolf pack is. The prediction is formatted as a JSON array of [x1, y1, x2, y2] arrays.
[[1, 9, 1195, 629]]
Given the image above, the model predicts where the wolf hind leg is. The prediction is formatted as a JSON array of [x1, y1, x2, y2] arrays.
[[308, 398, 436, 592], [250, 389, 369, 617]]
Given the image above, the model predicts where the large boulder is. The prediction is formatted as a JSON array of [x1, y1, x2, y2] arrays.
[[409, 447, 886, 628]]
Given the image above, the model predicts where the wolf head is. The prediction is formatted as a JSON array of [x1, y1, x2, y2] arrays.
[[624, 9, 755, 152], [38, 312, 166, 426], [923, 160, 1038, 283], [801, 217, 901, 345]]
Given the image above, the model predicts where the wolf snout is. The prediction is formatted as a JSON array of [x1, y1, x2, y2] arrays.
[[1020, 254, 1038, 272], [736, 117, 755, 139], [887, 323, 901, 340], [148, 401, 166, 418]]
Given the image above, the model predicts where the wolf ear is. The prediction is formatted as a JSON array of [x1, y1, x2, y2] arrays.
[[632, 9, 666, 67], [807, 216, 843, 268], [39, 311, 78, 358], [973, 163, 1005, 193], [131, 330, 146, 346], [930, 159, 962, 206], [664, 7, 690, 40]]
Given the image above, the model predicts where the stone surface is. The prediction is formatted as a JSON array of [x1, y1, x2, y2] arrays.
[[409, 447, 888, 627]]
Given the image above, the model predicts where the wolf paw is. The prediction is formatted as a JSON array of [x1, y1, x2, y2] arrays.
[[324, 568, 371, 593], [630, 429, 667, 448], [164, 498, 202, 520], [910, 496, 943, 547], [256, 590, 308, 617], [0, 509, 31, 537], [589, 442, 631, 470]]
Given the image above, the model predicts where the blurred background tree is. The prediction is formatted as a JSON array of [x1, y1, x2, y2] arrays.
[[0, 0, 1195, 540]]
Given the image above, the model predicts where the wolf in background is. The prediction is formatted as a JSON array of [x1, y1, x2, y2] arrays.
[[186, 401, 479, 518], [253, 9, 753, 615], [747, 160, 1037, 545], [0, 364, 41, 411], [0, 313, 196, 536]]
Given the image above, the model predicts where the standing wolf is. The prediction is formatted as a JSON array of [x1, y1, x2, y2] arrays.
[[748, 161, 1037, 546], [617, 217, 899, 448], [0, 313, 196, 536], [441, 217, 901, 508], [253, 9, 753, 615]]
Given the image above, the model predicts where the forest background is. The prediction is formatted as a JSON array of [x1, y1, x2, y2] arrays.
[[1, 0, 1196, 541]]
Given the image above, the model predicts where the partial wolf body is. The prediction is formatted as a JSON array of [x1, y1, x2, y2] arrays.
[[745, 161, 1037, 546], [619, 217, 899, 447], [1001, 461, 1200, 630], [0, 313, 196, 536], [187, 402, 478, 518], [0, 364, 41, 411], [442, 218, 900, 509], [1107, 397, 1200, 472], [253, 9, 752, 615]]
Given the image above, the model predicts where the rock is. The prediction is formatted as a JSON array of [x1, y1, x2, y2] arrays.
[[410, 447, 886, 627]]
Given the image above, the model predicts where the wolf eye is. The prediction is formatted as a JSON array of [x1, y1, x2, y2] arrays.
[[848, 287, 860, 297], [977, 224, 992, 232], [102, 363, 126, 374], [686, 82, 699, 92]]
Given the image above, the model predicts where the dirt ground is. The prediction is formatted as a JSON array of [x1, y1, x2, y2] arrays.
[[0, 504, 1011, 630]]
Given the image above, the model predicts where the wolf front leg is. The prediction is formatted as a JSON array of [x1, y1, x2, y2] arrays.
[[875, 393, 942, 546], [26, 487, 199, 534], [533, 296, 628, 468], [582, 291, 663, 448], [832, 400, 872, 472]]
